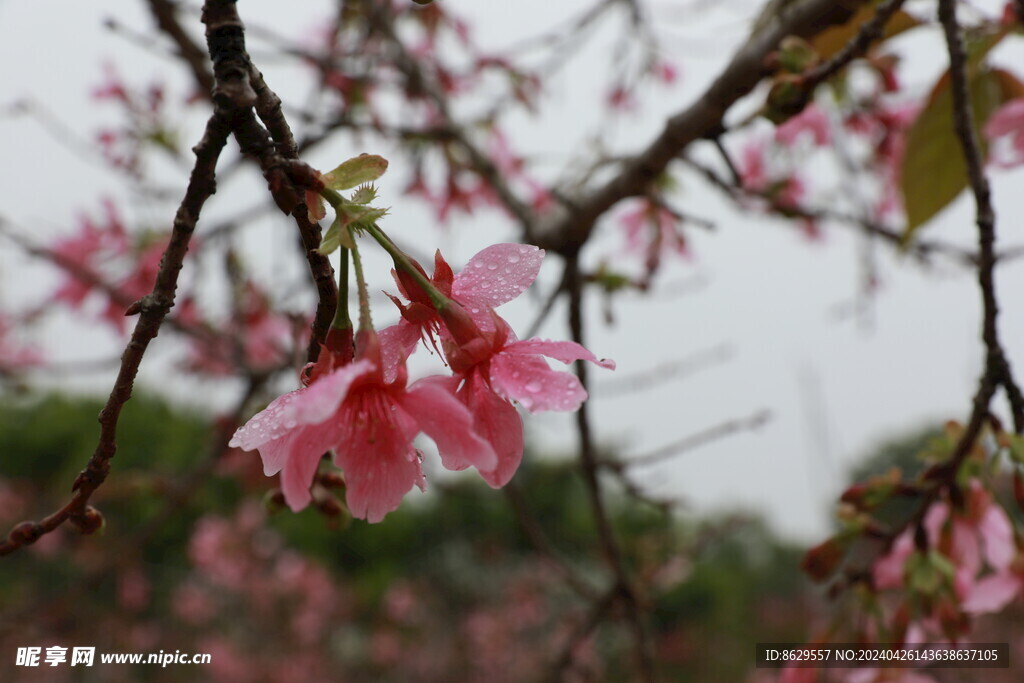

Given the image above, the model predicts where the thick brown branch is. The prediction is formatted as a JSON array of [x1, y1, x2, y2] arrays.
[[203, 0, 337, 364], [534, 0, 871, 253]]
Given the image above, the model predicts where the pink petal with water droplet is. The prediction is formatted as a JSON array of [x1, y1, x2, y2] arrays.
[[453, 243, 544, 310], [333, 394, 422, 523], [229, 360, 373, 454], [504, 338, 616, 370], [402, 375, 497, 472], [378, 322, 420, 384], [490, 352, 588, 414], [277, 421, 342, 511], [460, 370, 524, 487]]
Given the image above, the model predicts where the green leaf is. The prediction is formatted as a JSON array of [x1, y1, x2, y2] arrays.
[[323, 154, 389, 191], [811, 7, 922, 62], [900, 68, 1005, 242], [340, 204, 389, 226], [317, 215, 345, 256]]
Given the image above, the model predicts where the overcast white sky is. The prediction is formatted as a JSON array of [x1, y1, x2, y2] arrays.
[[2, 0, 1024, 541]]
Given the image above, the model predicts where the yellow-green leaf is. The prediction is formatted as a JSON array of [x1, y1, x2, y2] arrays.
[[900, 68, 1005, 242], [811, 7, 921, 62], [323, 154, 388, 191]]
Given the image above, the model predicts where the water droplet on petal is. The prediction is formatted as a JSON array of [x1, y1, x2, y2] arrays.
[[508, 254, 520, 263], [525, 380, 542, 393]]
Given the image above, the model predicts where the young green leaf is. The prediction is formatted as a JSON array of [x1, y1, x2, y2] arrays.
[[317, 215, 346, 256], [323, 154, 389, 191]]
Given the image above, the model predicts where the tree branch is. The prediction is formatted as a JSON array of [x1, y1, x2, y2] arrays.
[[533, 0, 871, 253], [0, 113, 230, 556]]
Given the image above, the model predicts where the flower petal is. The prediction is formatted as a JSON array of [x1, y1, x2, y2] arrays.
[[503, 338, 616, 370], [978, 503, 1016, 570], [453, 243, 543, 310], [378, 322, 420, 384], [459, 371, 524, 488], [985, 99, 1024, 140], [962, 572, 1023, 614], [229, 359, 373, 452], [490, 352, 588, 413], [400, 375, 498, 473], [333, 393, 423, 523], [276, 422, 342, 512]]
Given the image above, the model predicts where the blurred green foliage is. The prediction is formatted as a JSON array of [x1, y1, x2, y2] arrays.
[[0, 393, 813, 681]]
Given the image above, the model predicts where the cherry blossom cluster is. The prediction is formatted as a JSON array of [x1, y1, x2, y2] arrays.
[[92, 62, 179, 177], [51, 199, 168, 334], [230, 157, 613, 522]]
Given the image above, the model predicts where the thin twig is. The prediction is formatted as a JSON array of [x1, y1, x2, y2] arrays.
[[503, 481, 600, 601], [612, 409, 772, 469], [0, 113, 230, 556], [359, 0, 538, 241], [827, 0, 1024, 593], [532, 0, 872, 253], [682, 155, 977, 265], [593, 343, 734, 397], [564, 253, 655, 681]]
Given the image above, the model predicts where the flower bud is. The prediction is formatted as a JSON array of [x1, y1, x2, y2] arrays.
[[69, 506, 105, 535], [8, 521, 41, 545], [800, 536, 846, 583]]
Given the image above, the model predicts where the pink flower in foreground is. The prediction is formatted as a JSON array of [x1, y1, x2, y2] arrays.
[[985, 98, 1024, 167], [229, 331, 497, 522], [446, 315, 615, 487], [389, 242, 614, 486], [390, 243, 544, 351]]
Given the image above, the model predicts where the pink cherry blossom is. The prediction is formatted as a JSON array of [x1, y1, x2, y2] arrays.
[[450, 316, 615, 487], [651, 60, 679, 85], [984, 98, 1024, 167], [385, 242, 613, 486], [451, 243, 543, 328], [618, 198, 688, 269], [775, 104, 831, 147], [391, 242, 544, 343], [872, 484, 1021, 615], [229, 332, 497, 522], [53, 200, 128, 309]]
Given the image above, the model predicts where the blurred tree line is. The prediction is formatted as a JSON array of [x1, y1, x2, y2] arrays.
[[0, 392, 812, 681]]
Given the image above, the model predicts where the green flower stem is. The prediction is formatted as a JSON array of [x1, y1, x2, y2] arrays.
[[331, 247, 352, 331], [347, 228, 373, 332], [318, 185, 450, 312], [320, 187, 345, 209], [362, 221, 449, 311]]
